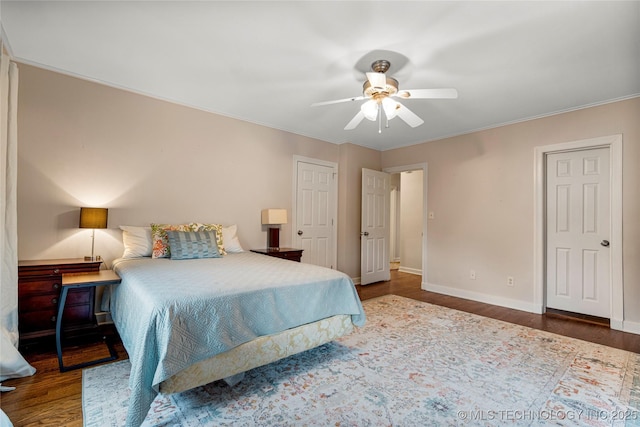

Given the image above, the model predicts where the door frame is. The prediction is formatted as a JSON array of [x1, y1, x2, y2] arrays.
[[292, 155, 338, 269], [383, 163, 428, 288], [533, 134, 622, 329]]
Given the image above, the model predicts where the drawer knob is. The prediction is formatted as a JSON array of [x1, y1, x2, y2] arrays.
[[50, 315, 56, 323], [53, 269, 60, 274], [53, 283, 60, 290], [52, 298, 58, 305]]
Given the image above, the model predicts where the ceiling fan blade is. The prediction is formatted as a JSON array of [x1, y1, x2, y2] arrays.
[[395, 103, 424, 128], [396, 88, 458, 99], [311, 96, 365, 107], [344, 111, 365, 130], [366, 72, 386, 89]]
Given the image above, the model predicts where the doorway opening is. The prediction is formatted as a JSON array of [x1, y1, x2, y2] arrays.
[[384, 163, 428, 286], [389, 170, 424, 276]]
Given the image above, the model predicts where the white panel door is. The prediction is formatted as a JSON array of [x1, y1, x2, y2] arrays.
[[361, 168, 390, 285], [295, 161, 335, 268], [546, 148, 610, 317]]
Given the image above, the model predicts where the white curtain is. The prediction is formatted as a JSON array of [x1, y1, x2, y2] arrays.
[[0, 40, 35, 385]]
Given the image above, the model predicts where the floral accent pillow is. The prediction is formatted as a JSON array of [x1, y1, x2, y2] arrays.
[[151, 223, 198, 259], [151, 223, 226, 259]]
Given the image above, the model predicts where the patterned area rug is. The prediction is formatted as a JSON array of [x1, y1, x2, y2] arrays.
[[83, 295, 640, 426]]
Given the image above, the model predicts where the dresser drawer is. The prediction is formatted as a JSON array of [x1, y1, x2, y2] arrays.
[[250, 248, 303, 262], [20, 294, 59, 312], [18, 259, 101, 276], [277, 251, 302, 261], [18, 267, 62, 277], [18, 278, 62, 296], [19, 303, 93, 333], [19, 309, 58, 333], [61, 303, 93, 324], [19, 288, 91, 313]]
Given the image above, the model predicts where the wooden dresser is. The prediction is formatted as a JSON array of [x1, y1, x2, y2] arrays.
[[250, 248, 304, 262], [18, 258, 101, 346]]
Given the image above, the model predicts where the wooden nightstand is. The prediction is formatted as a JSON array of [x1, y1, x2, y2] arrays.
[[56, 270, 121, 372], [250, 248, 304, 262], [18, 258, 102, 347]]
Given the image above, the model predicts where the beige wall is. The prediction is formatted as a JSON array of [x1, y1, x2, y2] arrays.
[[382, 97, 640, 325], [337, 143, 381, 279], [17, 64, 341, 265], [16, 62, 640, 328]]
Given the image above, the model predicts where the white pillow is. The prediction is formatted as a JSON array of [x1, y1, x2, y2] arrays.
[[120, 225, 153, 258], [222, 225, 244, 253]]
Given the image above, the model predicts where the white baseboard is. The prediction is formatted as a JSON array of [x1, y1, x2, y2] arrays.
[[422, 282, 539, 314], [622, 319, 640, 335], [352, 277, 361, 285], [423, 282, 639, 336], [398, 266, 421, 276]]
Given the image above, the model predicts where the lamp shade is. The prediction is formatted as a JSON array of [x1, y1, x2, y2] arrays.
[[261, 209, 287, 225], [79, 207, 108, 229]]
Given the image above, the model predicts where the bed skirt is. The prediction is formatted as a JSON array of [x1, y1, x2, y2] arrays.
[[159, 314, 353, 394]]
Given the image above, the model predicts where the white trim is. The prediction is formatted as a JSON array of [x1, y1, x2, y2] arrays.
[[398, 266, 422, 276], [533, 135, 624, 329], [380, 95, 639, 152], [622, 320, 640, 335], [292, 156, 339, 269], [424, 282, 538, 314], [383, 163, 428, 283], [1, 24, 15, 57]]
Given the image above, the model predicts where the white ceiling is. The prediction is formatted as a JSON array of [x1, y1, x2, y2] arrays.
[[1, 1, 639, 151]]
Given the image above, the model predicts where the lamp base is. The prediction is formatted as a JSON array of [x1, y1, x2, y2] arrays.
[[267, 227, 280, 251]]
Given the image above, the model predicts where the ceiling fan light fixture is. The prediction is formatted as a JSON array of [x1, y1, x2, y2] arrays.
[[363, 77, 398, 98], [361, 100, 378, 121], [382, 97, 399, 120], [311, 58, 457, 133]]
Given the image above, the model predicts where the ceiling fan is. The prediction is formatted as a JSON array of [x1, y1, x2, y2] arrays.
[[312, 59, 458, 133]]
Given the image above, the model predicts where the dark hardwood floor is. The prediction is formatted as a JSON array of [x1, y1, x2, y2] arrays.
[[356, 270, 640, 353], [2, 270, 638, 426]]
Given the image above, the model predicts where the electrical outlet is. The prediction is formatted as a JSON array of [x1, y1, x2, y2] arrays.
[[507, 276, 514, 286], [470, 270, 476, 280]]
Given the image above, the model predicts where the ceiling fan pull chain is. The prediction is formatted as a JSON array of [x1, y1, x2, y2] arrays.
[[378, 108, 382, 134]]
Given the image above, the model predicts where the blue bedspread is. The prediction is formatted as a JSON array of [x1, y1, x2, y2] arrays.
[[110, 252, 365, 427]]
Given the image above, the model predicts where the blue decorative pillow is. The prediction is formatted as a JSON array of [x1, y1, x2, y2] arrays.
[[165, 230, 221, 260]]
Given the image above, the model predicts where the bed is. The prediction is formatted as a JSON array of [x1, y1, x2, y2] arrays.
[[109, 250, 366, 427]]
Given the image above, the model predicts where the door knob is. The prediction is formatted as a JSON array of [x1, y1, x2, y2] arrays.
[[360, 231, 369, 237], [601, 240, 610, 247], [297, 230, 303, 236]]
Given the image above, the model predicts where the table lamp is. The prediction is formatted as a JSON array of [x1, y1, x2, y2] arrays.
[[79, 207, 108, 261], [261, 208, 287, 251]]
